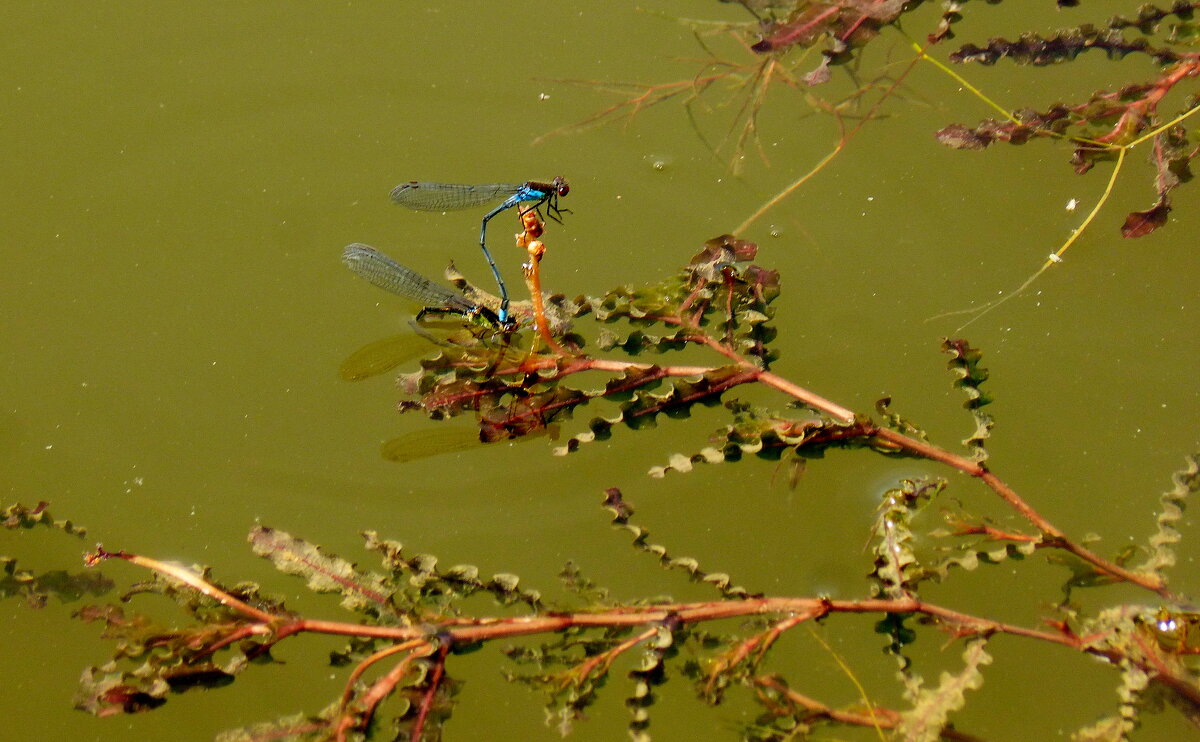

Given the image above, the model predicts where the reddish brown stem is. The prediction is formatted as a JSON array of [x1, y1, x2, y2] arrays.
[[870, 427, 1170, 597], [337, 641, 434, 742], [338, 639, 425, 717], [569, 625, 659, 689], [705, 609, 821, 696], [92, 542, 1200, 715], [411, 641, 450, 742], [518, 209, 566, 355], [88, 548, 278, 624]]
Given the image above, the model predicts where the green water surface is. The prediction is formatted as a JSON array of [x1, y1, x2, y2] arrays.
[[4, 2, 1198, 740]]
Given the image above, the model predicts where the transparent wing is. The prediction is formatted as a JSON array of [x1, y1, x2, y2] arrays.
[[389, 182, 520, 211], [342, 243, 473, 313]]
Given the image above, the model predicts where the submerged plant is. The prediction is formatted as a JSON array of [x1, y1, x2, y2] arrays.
[[540, 1, 1200, 330], [6, 5, 1199, 740], [7, 221, 1198, 740], [935, 2, 1200, 239]]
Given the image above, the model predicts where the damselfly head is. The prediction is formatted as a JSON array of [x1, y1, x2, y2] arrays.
[[552, 176, 569, 197]]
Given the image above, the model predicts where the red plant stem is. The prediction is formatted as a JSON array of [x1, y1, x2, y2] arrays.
[[98, 545, 1200, 713], [573, 625, 659, 683], [273, 598, 1068, 647], [192, 624, 263, 658], [411, 642, 450, 742], [525, 327, 857, 423], [706, 609, 821, 696], [322, 602, 1182, 706], [523, 240, 561, 353], [518, 210, 565, 355], [495, 320, 1170, 596], [338, 639, 425, 715], [760, 5, 841, 50], [950, 521, 1040, 543], [89, 548, 278, 624], [643, 314, 858, 420], [754, 674, 902, 732], [1090, 58, 1200, 144], [839, 13, 871, 42], [870, 427, 1170, 596], [755, 369, 856, 422], [756, 612, 811, 659], [337, 642, 434, 742], [675, 275, 709, 317]]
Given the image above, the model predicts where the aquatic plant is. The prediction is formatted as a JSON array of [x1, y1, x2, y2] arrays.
[[7, 223, 1198, 740]]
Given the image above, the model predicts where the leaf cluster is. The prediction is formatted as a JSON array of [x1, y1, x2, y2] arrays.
[[6, 193, 1200, 740], [41, 230, 1200, 738], [377, 235, 785, 455], [938, 3, 1200, 238], [1, 501, 108, 608], [738, 0, 910, 84]]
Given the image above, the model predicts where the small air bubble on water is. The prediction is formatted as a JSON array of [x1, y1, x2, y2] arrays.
[[644, 154, 671, 172]]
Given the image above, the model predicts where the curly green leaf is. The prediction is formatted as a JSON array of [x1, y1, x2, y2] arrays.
[[941, 338, 993, 463], [896, 638, 992, 742]]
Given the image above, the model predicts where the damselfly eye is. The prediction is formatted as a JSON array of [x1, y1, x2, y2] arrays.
[[557, 183, 570, 196]]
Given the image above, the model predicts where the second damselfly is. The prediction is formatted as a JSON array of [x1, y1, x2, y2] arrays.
[[342, 243, 501, 327]]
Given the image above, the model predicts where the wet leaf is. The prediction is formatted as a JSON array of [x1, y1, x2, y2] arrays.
[[875, 397, 929, 441], [2, 500, 87, 537], [868, 478, 945, 600], [1, 567, 114, 606], [1121, 196, 1171, 238], [215, 711, 332, 742], [360, 531, 542, 610], [896, 638, 992, 741], [1134, 452, 1200, 577], [689, 234, 758, 266], [950, 29, 1176, 66], [75, 667, 168, 717], [603, 488, 754, 599], [942, 338, 993, 463], [248, 526, 399, 620]]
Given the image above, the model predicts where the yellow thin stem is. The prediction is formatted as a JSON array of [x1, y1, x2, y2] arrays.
[[734, 142, 843, 235], [909, 40, 1016, 123], [806, 624, 888, 742], [1129, 102, 1200, 148], [929, 147, 1128, 331], [1050, 147, 1126, 264]]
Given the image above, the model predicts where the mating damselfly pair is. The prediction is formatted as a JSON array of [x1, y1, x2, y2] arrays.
[[372, 177, 569, 325]]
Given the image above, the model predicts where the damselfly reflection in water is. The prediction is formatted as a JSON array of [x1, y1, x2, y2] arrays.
[[339, 243, 526, 383]]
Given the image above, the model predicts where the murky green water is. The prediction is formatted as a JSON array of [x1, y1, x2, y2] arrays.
[[5, 2, 1198, 740]]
